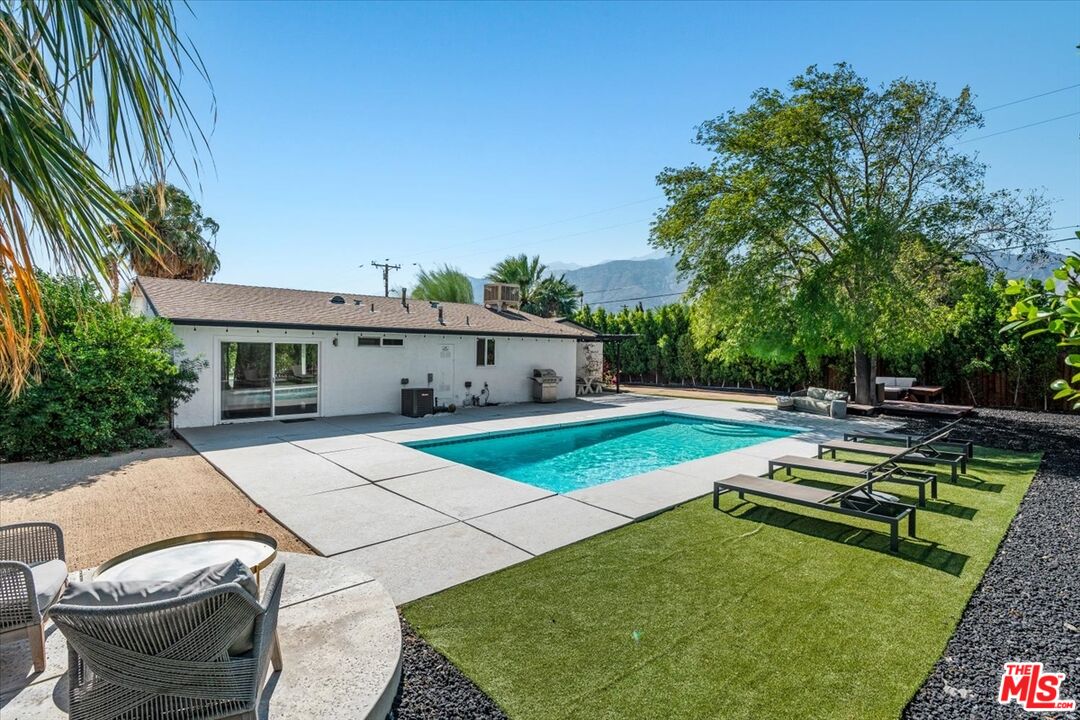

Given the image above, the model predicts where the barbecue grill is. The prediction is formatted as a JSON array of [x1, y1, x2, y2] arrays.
[[529, 368, 562, 403]]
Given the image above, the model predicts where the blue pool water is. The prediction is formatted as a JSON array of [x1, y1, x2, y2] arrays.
[[407, 413, 800, 493]]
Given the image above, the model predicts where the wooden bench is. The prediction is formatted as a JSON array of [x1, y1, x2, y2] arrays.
[[767, 455, 936, 506], [713, 474, 917, 553]]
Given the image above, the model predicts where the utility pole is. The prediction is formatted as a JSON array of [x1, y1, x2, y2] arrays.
[[370, 259, 401, 297]]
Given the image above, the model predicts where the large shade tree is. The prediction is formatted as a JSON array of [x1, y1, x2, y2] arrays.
[[115, 182, 220, 283], [1, 0, 209, 396], [411, 264, 474, 303], [651, 64, 1050, 404]]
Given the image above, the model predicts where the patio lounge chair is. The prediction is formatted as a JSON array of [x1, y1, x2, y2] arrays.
[[712, 470, 917, 552], [817, 429, 966, 481], [50, 561, 285, 720], [0, 522, 68, 672], [767, 454, 937, 506], [842, 419, 974, 459]]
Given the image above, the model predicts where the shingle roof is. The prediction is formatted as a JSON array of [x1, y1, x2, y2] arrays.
[[135, 277, 596, 339]]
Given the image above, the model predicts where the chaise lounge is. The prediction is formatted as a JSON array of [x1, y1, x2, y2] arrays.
[[713, 468, 917, 552], [842, 418, 974, 459], [767, 454, 937, 506], [818, 428, 966, 481]]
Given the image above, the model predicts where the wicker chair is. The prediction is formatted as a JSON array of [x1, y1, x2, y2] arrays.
[[50, 563, 286, 720], [0, 521, 68, 672]]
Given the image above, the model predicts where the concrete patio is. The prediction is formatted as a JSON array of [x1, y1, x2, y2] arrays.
[[177, 395, 895, 604], [0, 553, 402, 720]]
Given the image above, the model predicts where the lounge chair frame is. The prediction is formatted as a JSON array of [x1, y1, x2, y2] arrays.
[[708, 446, 920, 557], [842, 419, 974, 460], [817, 426, 965, 481], [767, 455, 937, 506]]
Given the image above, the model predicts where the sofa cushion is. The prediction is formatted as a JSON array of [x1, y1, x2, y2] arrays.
[[791, 397, 829, 415], [806, 387, 827, 400], [896, 377, 916, 389], [823, 389, 849, 402], [30, 559, 68, 615], [58, 559, 259, 655]]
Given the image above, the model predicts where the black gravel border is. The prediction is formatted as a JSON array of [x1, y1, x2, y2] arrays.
[[389, 617, 508, 720], [902, 409, 1079, 719], [389, 409, 1079, 720]]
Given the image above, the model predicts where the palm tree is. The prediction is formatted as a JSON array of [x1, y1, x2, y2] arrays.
[[411, 265, 474, 303], [115, 183, 221, 282], [1, 1, 210, 396], [529, 274, 580, 317], [488, 254, 547, 305]]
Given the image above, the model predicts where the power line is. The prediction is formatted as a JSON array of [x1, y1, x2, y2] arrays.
[[451, 217, 653, 262], [958, 111, 1080, 143], [370, 259, 401, 297], [981, 82, 1080, 112], [405, 196, 663, 261], [993, 234, 1079, 253], [582, 236, 1079, 308]]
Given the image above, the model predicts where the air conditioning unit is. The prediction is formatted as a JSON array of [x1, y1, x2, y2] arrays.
[[483, 283, 521, 311]]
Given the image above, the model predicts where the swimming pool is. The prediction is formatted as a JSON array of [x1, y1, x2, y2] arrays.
[[407, 413, 801, 493]]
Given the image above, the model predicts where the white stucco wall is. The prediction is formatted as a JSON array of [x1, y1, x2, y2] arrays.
[[169, 324, 579, 428]]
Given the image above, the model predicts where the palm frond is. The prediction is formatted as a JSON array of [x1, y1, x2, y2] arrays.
[[0, 0, 211, 395]]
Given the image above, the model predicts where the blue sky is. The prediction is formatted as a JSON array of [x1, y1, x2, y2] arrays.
[[176, 1, 1080, 295]]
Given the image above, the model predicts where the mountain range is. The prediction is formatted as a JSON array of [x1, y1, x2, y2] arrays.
[[467, 249, 1067, 312]]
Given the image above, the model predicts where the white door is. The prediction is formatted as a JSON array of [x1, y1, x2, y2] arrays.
[[436, 343, 455, 405]]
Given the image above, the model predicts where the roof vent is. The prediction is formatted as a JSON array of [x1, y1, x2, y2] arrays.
[[353, 299, 362, 306], [329, 295, 345, 305], [429, 301, 439, 309]]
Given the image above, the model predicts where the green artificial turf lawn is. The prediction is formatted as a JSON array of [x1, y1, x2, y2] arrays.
[[403, 447, 1041, 720]]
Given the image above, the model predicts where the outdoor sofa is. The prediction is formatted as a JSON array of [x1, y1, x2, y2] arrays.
[[781, 387, 849, 418]]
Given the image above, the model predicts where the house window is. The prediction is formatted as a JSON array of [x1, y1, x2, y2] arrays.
[[382, 337, 404, 347], [476, 338, 495, 366], [357, 336, 380, 347]]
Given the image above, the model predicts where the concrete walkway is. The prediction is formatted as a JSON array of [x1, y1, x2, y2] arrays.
[[0, 553, 402, 720], [176, 396, 894, 604]]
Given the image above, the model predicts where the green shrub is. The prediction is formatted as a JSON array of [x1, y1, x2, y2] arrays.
[[0, 275, 199, 462]]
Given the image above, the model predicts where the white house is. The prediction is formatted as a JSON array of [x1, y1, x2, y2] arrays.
[[132, 277, 599, 428]]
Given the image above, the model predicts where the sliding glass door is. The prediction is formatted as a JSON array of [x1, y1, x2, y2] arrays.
[[220, 341, 319, 421], [273, 343, 319, 416]]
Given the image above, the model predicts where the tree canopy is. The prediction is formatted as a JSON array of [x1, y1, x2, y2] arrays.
[[650, 64, 1050, 402], [1003, 241, 1080, 410], [411, 264, 474, 303], [116, 183, 220, 283], [1, 0, 209, 396]]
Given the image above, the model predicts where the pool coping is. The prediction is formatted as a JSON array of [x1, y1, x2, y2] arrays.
[[177, 396, 900, 603], [403, 410, 810, 494]]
